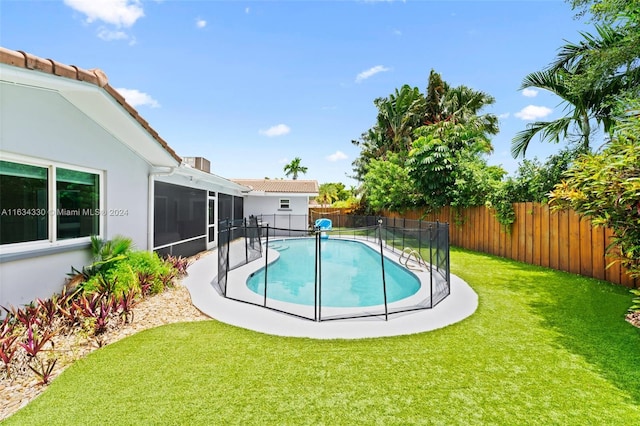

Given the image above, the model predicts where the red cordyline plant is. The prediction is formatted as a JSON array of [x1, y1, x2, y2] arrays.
[[28, 357, 58, 386], [36, 297, 60, 329], [2, 304, 42, 329], [137, 271, 155, 296], [19, 326, 55, 358], [116, 288, 138, 324], [93, 297, 114, 335], [164, 254, 191, 276], [0, 315, 13, 339], [0, 335, 19, 377], [72, 293, 103, 319]]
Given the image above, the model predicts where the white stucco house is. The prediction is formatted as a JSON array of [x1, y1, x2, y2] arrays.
[[231, 179, 319, 233], [0, 47, 257, 309]]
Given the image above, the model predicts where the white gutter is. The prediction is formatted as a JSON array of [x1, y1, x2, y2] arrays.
[[148, 167, 177, 250]]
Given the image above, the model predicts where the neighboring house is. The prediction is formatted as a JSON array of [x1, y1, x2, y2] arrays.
[[231, 179, 319, 232], [0, 47, 248, 308]]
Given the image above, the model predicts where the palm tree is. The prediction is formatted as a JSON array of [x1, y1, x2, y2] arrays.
[[317, 184, 338, 207], [511, 24, 634, 158], [421, 72, 499, 155], [283, 157, 308, 180], [373, 84, 425, 153]]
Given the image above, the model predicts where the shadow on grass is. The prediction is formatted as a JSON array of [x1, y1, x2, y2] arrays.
[[453, 247, 640, 404]]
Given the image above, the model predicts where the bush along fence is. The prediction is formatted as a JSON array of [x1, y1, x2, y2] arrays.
[[383, 203, 638, 289], [216, 215, 450, 322]]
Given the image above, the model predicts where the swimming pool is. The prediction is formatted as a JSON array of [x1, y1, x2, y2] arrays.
[[246, 238, 421, 307]]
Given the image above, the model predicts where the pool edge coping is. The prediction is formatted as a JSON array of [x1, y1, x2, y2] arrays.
[[182, 244, 478, 339]]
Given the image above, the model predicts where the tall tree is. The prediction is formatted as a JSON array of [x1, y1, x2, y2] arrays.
[[424, 70, 447, 124], [283, 157, 308, 180], [512, 0, 639, 157], [352, 70, 498, 182], [373, 84, 425, 154], [510, 67, 607, 157], [317, 183, 339, 207], [362, 153, 418, 212]]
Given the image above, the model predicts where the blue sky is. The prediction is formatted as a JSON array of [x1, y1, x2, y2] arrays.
[[1, 0, 599, 186]]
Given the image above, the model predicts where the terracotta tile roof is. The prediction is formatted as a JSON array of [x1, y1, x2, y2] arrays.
[[231, 179, 319, 194], [0, 47, 181, 164]]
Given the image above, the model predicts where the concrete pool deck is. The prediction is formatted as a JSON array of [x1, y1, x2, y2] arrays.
[[182, 248, 478, 339]]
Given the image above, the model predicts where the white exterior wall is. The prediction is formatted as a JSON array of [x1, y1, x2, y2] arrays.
[[0, 82, 153, 308], [244, 194, 310, 217], [244, 194, 310, 232]]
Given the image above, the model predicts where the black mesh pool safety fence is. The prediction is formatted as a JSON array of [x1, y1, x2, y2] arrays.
[[215, 215, 450, 321], [216, 216, 262, 296]]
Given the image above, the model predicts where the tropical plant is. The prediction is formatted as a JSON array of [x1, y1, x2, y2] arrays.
[[67, 235, 134, 293], [510, 66, 612, 158], [512, 0, 640, 158], [407, 121, 498, 210], [373, 84, 426, 153], [317, 185, 338, 207], [283, 157, 308, 180], [486, 148, 581, 227], [164, 255, 191, 276], [116, 288, 139, 324], [28, 357, 57, 386], [353, 70, 499, 213], [568, 0, 640, 95], [548, 114, 640, 278], [0, 335, 18, 376], [90, 235, 133, 267], [362, 154, 418, 212], [19, 326, 55, 358]]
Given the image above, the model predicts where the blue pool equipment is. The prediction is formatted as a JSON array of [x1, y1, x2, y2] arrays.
[[315, 218, 332, 239]]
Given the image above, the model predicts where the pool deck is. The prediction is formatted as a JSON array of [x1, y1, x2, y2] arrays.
[[182, 248, 478, 340]]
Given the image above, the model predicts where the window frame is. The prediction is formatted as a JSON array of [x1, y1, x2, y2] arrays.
[[0, 152, 104, 254], [279, 198, 291, 210]]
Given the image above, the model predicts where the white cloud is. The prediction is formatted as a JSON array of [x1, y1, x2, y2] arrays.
[[196, 18, 207, 28], [115, 88, 160, 108], [97, 28, 129, 41], [245, 7, 251, 14], [356, 65, 390, 83], [498, 112, 510, 119], [393, 29, 402, 36], [326, 151, 348, 162], [515, 105, 552, 121], [259, 124, 291, 137], [522, 88, 538, 98], [278, 157, 289, 164], [64, 0, 144, 27]]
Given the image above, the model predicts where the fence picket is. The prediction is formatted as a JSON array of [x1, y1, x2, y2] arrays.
[[373, 203, 636, 288]]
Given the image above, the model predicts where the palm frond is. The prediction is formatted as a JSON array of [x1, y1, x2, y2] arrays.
[[551, 24, 627, 72], [510, 118, 572, 158]]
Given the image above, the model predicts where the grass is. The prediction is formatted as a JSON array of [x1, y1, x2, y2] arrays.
[[5, 248, 640, 425]]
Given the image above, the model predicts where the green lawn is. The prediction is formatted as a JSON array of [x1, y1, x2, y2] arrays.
[[6, 248, 640, 425]]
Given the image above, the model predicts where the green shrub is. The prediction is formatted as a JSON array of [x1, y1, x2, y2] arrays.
[[82, 250, 176, 296]]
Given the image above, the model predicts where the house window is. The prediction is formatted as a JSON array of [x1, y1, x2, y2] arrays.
[[0, 161, 48, 244], [279, 199, 290, 210], [0, 158, 101, 247], [56, 168, 100, 240]]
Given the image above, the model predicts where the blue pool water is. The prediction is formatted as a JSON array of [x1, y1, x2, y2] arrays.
[[246, 238, 421, 307]]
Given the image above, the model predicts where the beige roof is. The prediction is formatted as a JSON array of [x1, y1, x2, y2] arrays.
[[0, 47, 182, 164], [231, 179, 319, 194]]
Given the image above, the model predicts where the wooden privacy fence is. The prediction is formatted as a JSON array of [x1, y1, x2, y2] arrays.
[[382, 203, 637, 288], [309, 207, 354, 218]]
